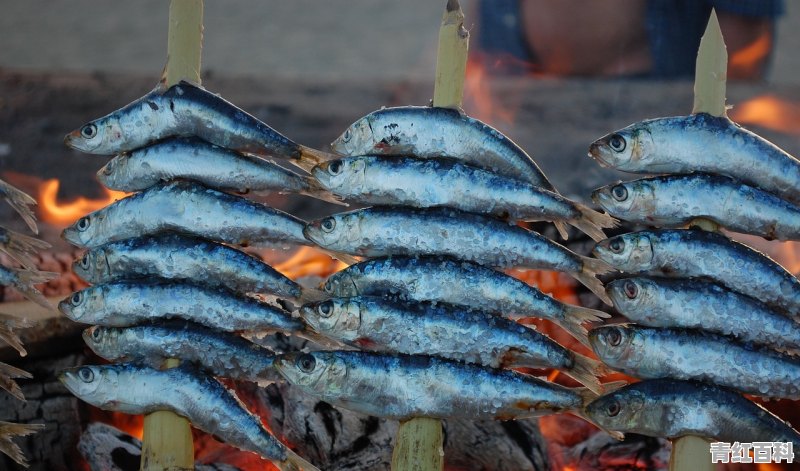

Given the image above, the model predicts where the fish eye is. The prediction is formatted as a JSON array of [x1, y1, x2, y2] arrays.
[[611, 184, 628, 202], [71, 292, 84, 306], [79, 253, 90, 269], [102, 160, 116, 175], [623, 280, 638, 299], [91, 328, 102, 341], [609, 238, 625, 254], [296, 354, 316, 373], [78, 367, 94, 383], [317, 301, 334, 317], [80, 124, 98, 139], [608, 328, 623, 347], [608, 134, 626, 152], [329, 161, 343, 175], [321, 218, 336, 233], [77, 217, 91, 232], [606, 399, 621, 416], [323, 280, 334, 293], [342, 129, 352, 142]]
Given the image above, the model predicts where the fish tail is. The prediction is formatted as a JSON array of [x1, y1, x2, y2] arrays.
[[555, 304, 610, 348], [571, 203, 619, 242], [571, 409, 626, 441], [0, 314, 34, 357], [297, 287, 329, 305], [575, 257, 614, 305], [553, 221, 570, 240], [301, 177, 348, 207], [564, 352, 607, 395], [294, 145, 336, 174], [296, 328, 343, 350], [2, 229, 50, 270], [0, 180, 38, 234], [279, 449, 321, 471], [0, 421, 44, 468], [324, 250, 359, 266], [0, 362, 32, 401], [13, 269, 58, 310]]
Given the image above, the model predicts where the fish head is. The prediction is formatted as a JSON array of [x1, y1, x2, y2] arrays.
[[312, 157, 367, 193], [593, 233, 654, 272], [62, 210, 106, 248], [304, 212, 361, 251], [275, 351, 348, 395], [322, 270, 359, 297], [584, 386, 646, 435], [299, 298, 362, 342], [588, 324, 640, 367], [592, 180, 655, 218], [58, 286, 106, 323], [72, 248, 109, 283], [82, 326, 122, 360], [589, 124, 654, 171], [96, 153, 130, 189], [64, 116, 125, 154], [331, 115, 374, 155], [59, 365, 119, 408], [606, 277, 657, 314]]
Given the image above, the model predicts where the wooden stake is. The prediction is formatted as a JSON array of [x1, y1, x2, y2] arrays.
[[671, 10, 724, 471], [141, 1, 203, 470], [392, 2, 469, 470]]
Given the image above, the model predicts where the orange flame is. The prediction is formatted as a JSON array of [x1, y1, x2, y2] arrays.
[[38, 179, 127, 226], [729, 33, 772, 78], [464, 53, 517, 127], [730, 95, 800, 136], [273, 246, 347, 280]]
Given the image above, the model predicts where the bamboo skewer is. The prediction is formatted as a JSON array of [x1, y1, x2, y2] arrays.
[[670, 9, 724, 471], [140, 1, 203, 470], [390, 2, 469, 470]]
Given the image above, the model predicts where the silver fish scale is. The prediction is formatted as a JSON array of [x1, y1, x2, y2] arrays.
[[74, 234, 302, 300], [61, 363, 289, 462], [594, 174, 800, 241], [591, 114, 800, 205], [62, 181, 309, 249], [591, 325, 800, 399], [277, 351, 583, 420], [331, 106, 555, 191], [85, 324, 280, 384], [608, 277, 800, 352], [586, 379, 800, 445], [60, 281, 304, 334]]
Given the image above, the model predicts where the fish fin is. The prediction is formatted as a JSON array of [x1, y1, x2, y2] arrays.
[[325, 250, 359, 266], [0, 362, 32, 401], [297, 288, 329, 305], [553, 221, 570, 240], [12, 269, 58, 310], [557, 305, 610, 348], [0, 229, 49, 270], [0, 314, 34, 357], [571, 410, 626, 441], [296, 329, 344, 349], [293, 146, 337, 173], [0, 421, 44, 468], [571, 203, 619, 242], [575, 257, 614, 305], [600, 380, 629, 395], [563, 353, 607, 395], [301, 177, 348, 207], [0, 180, 38, 234], [278, 449, 321, 471]]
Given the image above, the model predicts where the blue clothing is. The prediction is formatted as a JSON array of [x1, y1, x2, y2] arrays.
[[477, 0, 784, 77]]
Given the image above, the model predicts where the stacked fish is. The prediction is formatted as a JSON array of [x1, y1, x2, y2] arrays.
[[56, 80, 342, 471], [274, 106, 620, 422], [583, 112, 800, 445], [0, 181, 51, 467]]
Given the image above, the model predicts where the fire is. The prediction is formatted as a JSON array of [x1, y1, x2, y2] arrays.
[[729, 33, 772, 78], [464, 53, 517, 127], [38, 179, 127, 226], [730, 95, 800, 136], [273, 246, 348, 280]]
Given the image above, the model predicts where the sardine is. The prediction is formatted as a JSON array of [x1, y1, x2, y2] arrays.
[[72, 234, 306, 302], [593, 174, 800, 241], [61, 181, 309, 250], [58, 281, 306, 335], [59, 363, 318, 470], [97, 137, 342, 205], [305, 207, 612, 304], [300, 297, 606, 393], [313, 156, 615, 241], [589, 113, 800, 205], [274, 350, 594, 420], [0, 421, 45, 468], [607, 277, 800, 352], [585, 379, 800, 445], [0, 362, 31, 401], [0, 227, 50, 270], [0, 313, 34, 356], [0, 179, 38, 234], [590, 324, 800, 399], [331, 106, 555, 191], [593, 229, 800, 317], [64, 80, 329, 171], [0, 266, 57, 309], [83, 323, 280, 385], [322, 256, 609, 347]]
